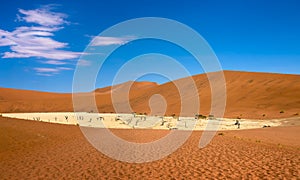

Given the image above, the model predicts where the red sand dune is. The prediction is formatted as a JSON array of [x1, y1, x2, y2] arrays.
[[1, 71, 300, 119], [0, 116, 299, 179]]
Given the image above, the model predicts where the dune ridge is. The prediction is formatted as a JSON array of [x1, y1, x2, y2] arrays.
[[0, 71, 300, 119]]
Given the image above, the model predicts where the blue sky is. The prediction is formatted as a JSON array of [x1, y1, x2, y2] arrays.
[[0, 0, 299, 92]]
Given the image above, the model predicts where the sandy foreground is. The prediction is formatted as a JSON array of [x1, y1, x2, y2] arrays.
[[0, 116, 299, 179], [0, 112, 287, 130]]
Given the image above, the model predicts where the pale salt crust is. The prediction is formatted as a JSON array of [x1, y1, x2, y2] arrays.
[[1, 112, 283, 130]]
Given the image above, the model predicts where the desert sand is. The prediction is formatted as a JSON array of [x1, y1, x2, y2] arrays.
[[1, 71, 300, 179], [0, 116, 299, 179]]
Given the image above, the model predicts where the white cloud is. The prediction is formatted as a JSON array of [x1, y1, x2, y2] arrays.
[[17, 5, 68, 26], [0, 29, 15, 46], [91, 36, 137, 46], [0, 6, 80, 62], [17, 26, 62, 32]]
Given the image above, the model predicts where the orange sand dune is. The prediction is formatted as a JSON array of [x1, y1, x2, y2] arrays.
[[0, 88, 73, 112], [1, 71, 300, 119], [94, 81, 158, 94], [0, 116, 299, 179]]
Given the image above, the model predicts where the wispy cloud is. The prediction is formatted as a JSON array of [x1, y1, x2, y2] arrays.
[[34, 67, 61, 73], [36, 73, 54, 77], [42, 60, 67, 65], [0, 5, 80, 62], [91, 36, 137, 46], [77, 59, 91, 66], [57, 67, 72, 71], [34, 67, 73, 76]]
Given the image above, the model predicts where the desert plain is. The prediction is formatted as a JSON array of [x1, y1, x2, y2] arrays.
[[1, 71, 300, 179]]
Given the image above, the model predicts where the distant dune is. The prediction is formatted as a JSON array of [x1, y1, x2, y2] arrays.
[[1, 71, 300, 119]]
